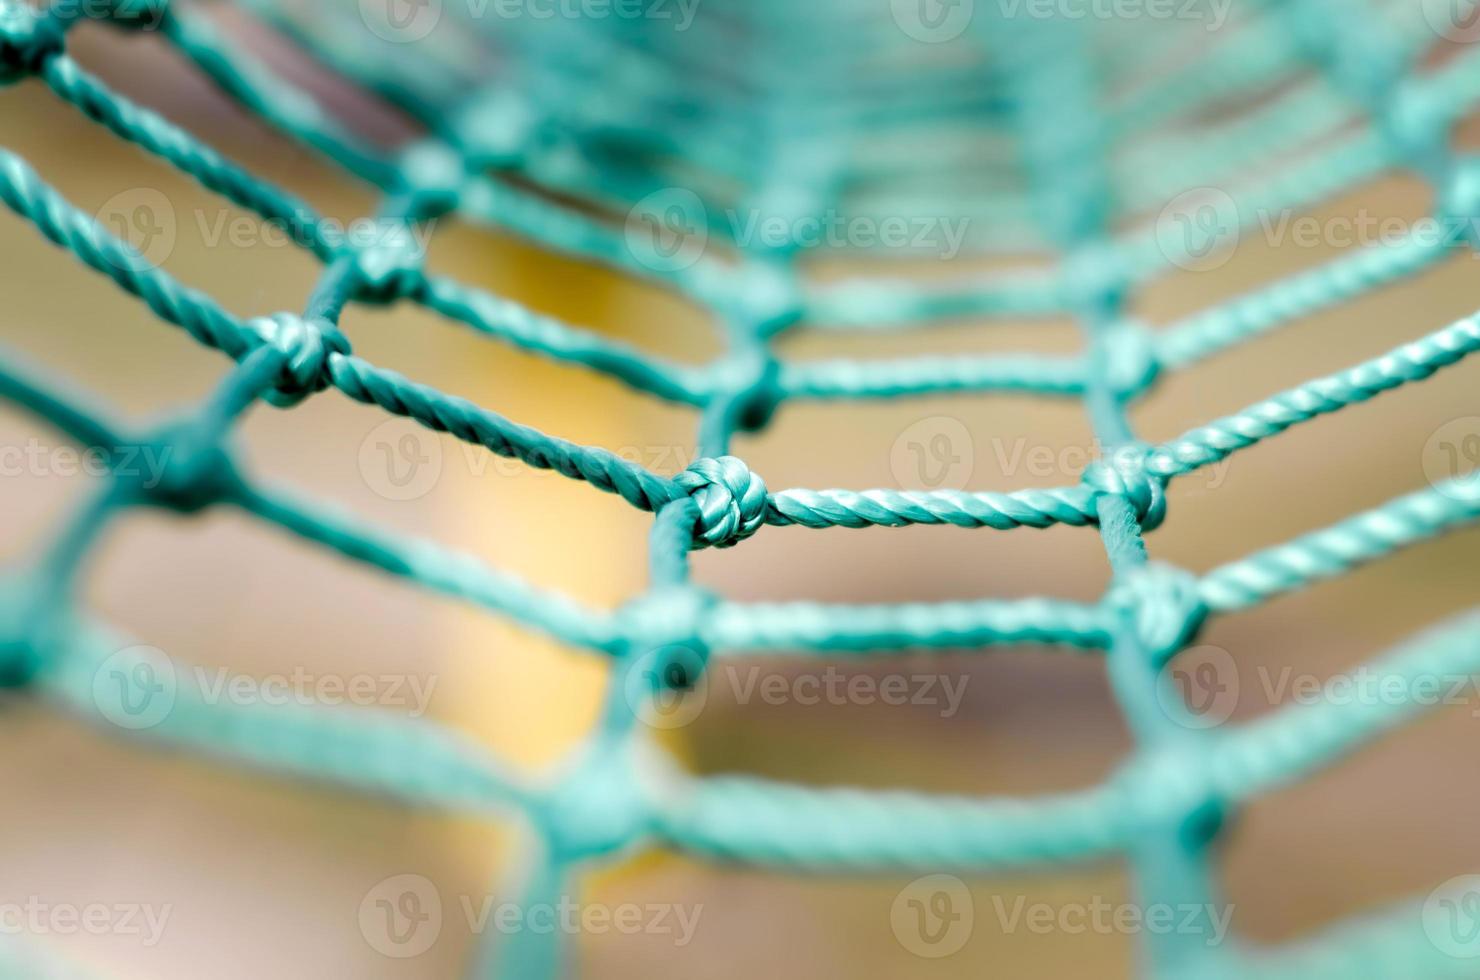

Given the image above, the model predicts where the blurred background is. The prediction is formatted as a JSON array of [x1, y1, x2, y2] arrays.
[[2, 1, 1480, 977]]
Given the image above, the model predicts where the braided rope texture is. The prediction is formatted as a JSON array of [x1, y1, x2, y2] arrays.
[[1, 0, 1480, 976]]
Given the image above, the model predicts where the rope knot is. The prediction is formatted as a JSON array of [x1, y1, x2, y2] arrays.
[[675, 456, 768, 548], [1081, 442, 1167, 530], [1385, 79, 1450, 167], [539, 743, 661, 861], [349, 222, 428, 304], [619, 587, 713, 658], [1061, 241, 1129, 313], [450, 90, 537, 168], [1104, 321, 1161, 399], [0, 578, 39, 687], [1440, 157, 1480, 248], [0, 1, 63, 85], [1117, 746, 1228, 853], [128, 422, 241, 514], [736, 261, 805, 336], [1108, 561, 1208, 668], [710, 346, 782, 432], [245, 313, 350, 406], [396, 141, 466, 216]]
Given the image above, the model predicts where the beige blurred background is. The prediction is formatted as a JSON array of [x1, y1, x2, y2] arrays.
[[1, 9, 1479, 980]]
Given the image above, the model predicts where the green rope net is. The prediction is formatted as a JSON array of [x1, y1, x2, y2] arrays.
[[2, 0, 1480, 976]]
